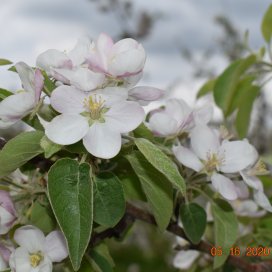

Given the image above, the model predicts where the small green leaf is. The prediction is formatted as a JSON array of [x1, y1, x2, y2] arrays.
[[0, 59, 12, 66], [126, 152, 173, 231], [212, 199, 238, 269], [197, 79, 216, 98], [134, 138, 186, 194], [213, 55, 256, 116], [261, 4, 272, 43], [93, 172, 126, 227], [133, 123, 154, 140], [48, 159, 93, 271], [42, 71, 56, 95], [180, 203, 207, 244], [40, 135, 62, 158], [0, 131, 44, 177], [0, 88, 12, 101]]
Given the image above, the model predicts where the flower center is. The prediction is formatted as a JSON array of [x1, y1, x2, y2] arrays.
[[204, 152, 223, 173], [29, 252, 44, 268], [250, 160, 269, 176], [84, 95, 107, 120]]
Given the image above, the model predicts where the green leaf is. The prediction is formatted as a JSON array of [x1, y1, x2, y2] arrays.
[[180, 203, 207, 244], [93, 172, 126, 227], [213, 55, 256, 116], [261, 4, 272, 43], [133, 123, 154, 141], [90, 251, 113, 272], [212, 199, 238, 269], [40, 135, 62, 158], [0, 59, 12, 66], [0, 131, 44, 177], [0, 88, 12, 101], [235, 85, 260, 138], [126, 152, 173, 231], [48, 159, 93, 271], [42, 71, 56, 95], [197, 79, 216, 98], [134, 138, 186, 194]]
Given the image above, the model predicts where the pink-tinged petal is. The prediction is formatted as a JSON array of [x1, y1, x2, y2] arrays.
[[0, 191, 16, 215], [254, 190, 272, 212], [191, 125, 220, 160], [68, 36, 91, 66], [233, 181, 249, 199], [9, 247, 32, 272], [45, 114, 89, 145], [50, 85, 86, 114], [0, 92, 35, 123], [173, 145, 203, 172], [0, 244, 12, 263], [173, 250, 200, 270], [15, 62, 35, 93], [148, 112, 178, 136], [34, 69, 44, 103], [194, 104, 213, 125], [36, 49, 73, 73], [128, 86, 164, 105], [0, 207, 16, 234], [83, 122, 121, 159], [211, 173, 238, 200], [105, 101, 145, 133], [0, 255, 7, 270], [14, 225, 45, 252], [45, 231, 68, 262], [97, 33, 114, 56], [219, 140, 258, 173], [240, 171, 262, 190]]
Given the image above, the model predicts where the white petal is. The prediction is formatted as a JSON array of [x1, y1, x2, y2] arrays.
[[128, 86, 164, 104], [173, 145, 203, 172], [0, 255, 7, 270], [240, 171, 262, 190], [233, 180, 249, 199], [122, 72, 143, 88], [83, 122, 121, 159], [234, 200, 259, 216], [105, 101, 145, 133], [219, 140, 258, 173], [254, 190, 272, 212], [94, 87, 128, 105], [173, 250, 200, 270], [36, 49, 72, 73], [194, 104, 213, 125], [97, 33, 114, 56], [9, 247, 32, 272], [34, 69, 44, 103], [211, 173, 238, 200], [14, 225, 45, 253], [50, 85, 86, 114], [53, 67, 105, 91], [148, 112, 178, 136], [191, 125, 220, 160], [0, 207, 15, 234], [45, 114, 89, 145], [15, 62, 35, 93], [45, 231, 68, 263]]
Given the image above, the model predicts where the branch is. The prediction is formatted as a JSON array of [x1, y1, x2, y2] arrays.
[[90, 203, 272, 272]]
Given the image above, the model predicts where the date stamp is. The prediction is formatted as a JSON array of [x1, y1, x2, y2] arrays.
[[210, 246, 271, 257]]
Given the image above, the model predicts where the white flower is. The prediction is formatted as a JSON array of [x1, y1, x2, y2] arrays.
[[0, 62, 44, 128], [232, 200, 266, 217], [45, 86, 144, 159], [0, 191, 16, 235], [173, 125, 258, 200], [86, 33, 146, 86], [148, 99, 212, 137], [9, 225, 68, 272]]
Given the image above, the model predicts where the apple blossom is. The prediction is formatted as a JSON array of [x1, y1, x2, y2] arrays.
[[148, 99, 212, 137], [0, 243, 12, 270], [0, 62, 44, 129], [86, 33, 146, 86], [45, 85, 144, 159], [9, 225, 68, 272], [173, 125, 258, 200], [0, 191, 16, 235]]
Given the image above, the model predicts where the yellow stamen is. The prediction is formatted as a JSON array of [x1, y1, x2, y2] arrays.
[[204, 153, 223, 173], [251, 160, 269, 176], [29, 252, 43, 268], [84, 95, 105, 120]]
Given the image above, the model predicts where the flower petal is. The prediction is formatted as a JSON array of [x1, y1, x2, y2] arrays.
[[50, 86, 86, 114], [240, 171, 262, 190], [173, 145, 203, 172], [83, 122, 121, 159], [45, 231, 68, 262], [45, 114, 89, 145], [219, 140, 258, 173], [34, 69, 44, 103], [105, 101, 145, 133], [148, 112, 178, 136], [254, 190, 272, 212], [194, 104, 213, 125], [211, 173, 238, 200], [173, 250, 200, 270], [9, 247, 32, 272], [14, 225, 45, 253], [191, 125, 220, 160], [15, 62, 35, 93]]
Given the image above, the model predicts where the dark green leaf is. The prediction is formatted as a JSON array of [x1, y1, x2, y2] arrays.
[[0, 59, 12, 66], [133, 123, 154, 140], [180, 203, 207, 244], [134, 138, 186, 194], [0, 88, 12, 101], [93, 172, 125, 227], [212, 199, 238, 269], [197, 79, 216, 98], [126, 152, 173, 231], [261, 4, 272, 43], [0, 131, 44, 177], [40, 135, 62, 158], [48, 159, 93, 271]]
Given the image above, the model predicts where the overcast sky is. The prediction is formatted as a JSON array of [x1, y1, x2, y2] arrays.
[[0, 0, 271, 105]]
